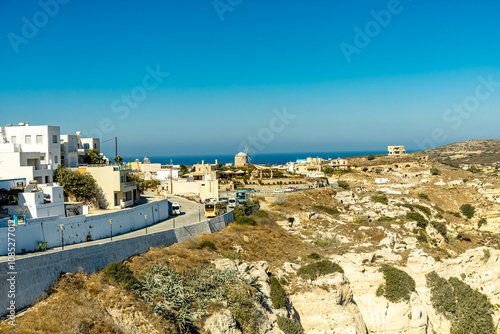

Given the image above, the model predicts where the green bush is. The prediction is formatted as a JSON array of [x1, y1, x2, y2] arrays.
[[313, 205, 339, 215], [399, 203, 414, 211], [297, 260, 343, 281], [54, 166, 98, 202], [430, 167, 441, 175], [459, 204, 475, 219], [235, 216, 257, 226], [252, 210, 269, 218], [416, 231, 428, 244], [414, 204, 431, 216], [338, 180, 350, 190], [379, 216, 395, 222], [406, 212, 428, 229], [371, 194, 389, 205], [200, 240, 216, 251], [418, 193, 430, 200], [377, 264, 415, 303], [447, 211, 462, 218], [431, 221, 447, 238], [426, 271, 495, 334], [367, 155, 375, 160], [104, 262, 140, 290], [307, 252, 321, 259], [354, 216, 369, 224], [312, 236, 337, 247], [270, 276, 287, 309], [477, 218, 487, 228], [277, 317, 304, 334], [457, 232, 472, 242]]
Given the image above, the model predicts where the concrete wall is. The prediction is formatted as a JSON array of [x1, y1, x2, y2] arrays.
[[0, 211, 234, 317], [0, 199, 170, 255]]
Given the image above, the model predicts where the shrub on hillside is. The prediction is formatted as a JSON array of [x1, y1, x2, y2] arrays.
[[371, 194, 389, 205], [367, 155, 375, 160], [277, 317, 304, 334], [252, 210, 269, 218], [430, 167, 441, 175], [377, 264, 415, 303], [477, 218, 487, 228], [406, 212, 428, 229], [416, 231, 428, 244], [235, 216, 257, 226], [459, 204, 475, 219], [446, 211, 462, 218], [297, 260, 343, 281], [431, 221, 447, 238], [338, 180, 350, 190], [418, 193, 430, 200], [426, 271, 495, 334], [414, 204, 431, 216], [270, 276, 287, 309], [104, 262, 140, 290], [313, 205, 339, 215], [379, 216, 395, 223], [307, 252, 321, 259], [200, 240, 216, 251]]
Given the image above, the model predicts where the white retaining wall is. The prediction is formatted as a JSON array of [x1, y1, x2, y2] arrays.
[[0, 211, 234, 317], [0, 199, 170, 255]]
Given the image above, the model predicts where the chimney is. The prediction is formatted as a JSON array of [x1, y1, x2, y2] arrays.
[[215, 159, 218, 165], [76, 131, 82, 138]]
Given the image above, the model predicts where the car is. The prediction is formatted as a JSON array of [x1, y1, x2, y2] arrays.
[[284, 187, 295, 192], [273, 189, 283, 193], [171, 202, 181, 215], [219, 197, 229, 203], [228, 197, 237, 208]]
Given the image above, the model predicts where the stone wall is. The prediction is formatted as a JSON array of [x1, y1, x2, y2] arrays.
[[0, 210, 234, 317]]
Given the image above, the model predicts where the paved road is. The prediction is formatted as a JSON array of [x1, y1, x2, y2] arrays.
[[0, 196, 206, 262]]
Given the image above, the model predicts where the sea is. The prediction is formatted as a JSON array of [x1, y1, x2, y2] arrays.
[[128, 150, 395, 166]]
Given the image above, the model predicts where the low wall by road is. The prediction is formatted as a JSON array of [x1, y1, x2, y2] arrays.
[[0, 199, 170, 255], [0, 210, 234, 317]]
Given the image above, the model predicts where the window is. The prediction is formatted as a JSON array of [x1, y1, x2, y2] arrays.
[[54, 156, 58, 163], [84, 143, 89, 149], [94, 143, 97, 149], [11, 136, 16, 144], [25, 135, 31, 144], [36, 135, 43, 144], [123, 191, 132, 201], [52, 135, 58, 144]]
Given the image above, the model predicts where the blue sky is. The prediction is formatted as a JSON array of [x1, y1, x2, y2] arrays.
[[0, 1, 499, 158]]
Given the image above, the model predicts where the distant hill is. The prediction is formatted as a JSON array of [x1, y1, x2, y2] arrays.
[[425, 139, 500, 164]]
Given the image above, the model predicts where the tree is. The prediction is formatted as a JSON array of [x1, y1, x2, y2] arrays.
[[460, 204, 475, 219], [85, 149, 102, 164], [179, 164, 189, 175], [367, 155, 375, 160], [54, 166, 97, 202], [114, 156, 123, 164]]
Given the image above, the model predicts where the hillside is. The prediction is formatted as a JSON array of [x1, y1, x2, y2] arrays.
[[3, 154, 500, 333], [425, 139, 500, 164]]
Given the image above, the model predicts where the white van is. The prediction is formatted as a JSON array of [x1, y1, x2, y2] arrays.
[[172, 202, 181, 215], [228, 197, 237, 208]]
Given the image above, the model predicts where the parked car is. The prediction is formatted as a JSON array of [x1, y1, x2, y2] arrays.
[[171, 202, 181, 215], [284, 187, 295, 192], [273, 189, 283, 193], [220, 197, 229, 203], [228, 197, 237, 208]]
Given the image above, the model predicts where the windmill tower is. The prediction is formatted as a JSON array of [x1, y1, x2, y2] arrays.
[[235, 145, 253, 167]]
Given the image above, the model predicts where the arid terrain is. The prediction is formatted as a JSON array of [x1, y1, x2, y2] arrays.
[[3, 149, 500, 334]]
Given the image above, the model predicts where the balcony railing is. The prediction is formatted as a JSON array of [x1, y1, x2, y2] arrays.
[[36, 164, 52, 170], [121, 181, 136, 188]]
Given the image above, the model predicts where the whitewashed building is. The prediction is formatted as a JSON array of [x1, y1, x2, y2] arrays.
[[60, 131, 101, 167], [0, 123, 61, 184], [7, 184, 65, 219]]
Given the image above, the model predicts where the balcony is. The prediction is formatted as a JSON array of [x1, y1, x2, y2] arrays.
[[36, 164, 53, 170], [121, 181, 136, 191]]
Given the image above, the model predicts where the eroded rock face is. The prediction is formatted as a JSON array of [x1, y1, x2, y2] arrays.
[[290, 272, 367, 334], [204, 309, 242, 334]]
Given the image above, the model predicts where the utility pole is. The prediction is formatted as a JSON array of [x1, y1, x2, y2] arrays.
[[115, 137, 117, 159], [170, 158, 173, 194], [60, 225, 64, 250], [110, 219, 113, 241], [145, 215, 148, 234]]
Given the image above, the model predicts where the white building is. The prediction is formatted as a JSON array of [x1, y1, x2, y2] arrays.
[[7, 184, 65, 219], [0, 123, 61, 184], [60, 131, 101, 167]]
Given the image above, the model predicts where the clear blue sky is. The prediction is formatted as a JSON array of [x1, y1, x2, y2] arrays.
[[0, 1, 499, 158]]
